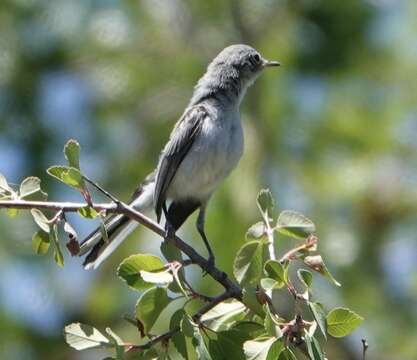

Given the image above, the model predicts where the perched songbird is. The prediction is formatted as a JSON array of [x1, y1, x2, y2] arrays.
[[80, 44, 280, 270]]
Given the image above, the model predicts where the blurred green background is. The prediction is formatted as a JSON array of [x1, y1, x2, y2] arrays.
[[1, 0, 417, 359]]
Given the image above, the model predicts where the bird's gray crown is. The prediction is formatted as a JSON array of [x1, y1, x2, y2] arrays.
[[189, 44, 277, 107]]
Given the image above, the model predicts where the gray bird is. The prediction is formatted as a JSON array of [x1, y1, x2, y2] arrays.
[[80, 44, 280, 270]]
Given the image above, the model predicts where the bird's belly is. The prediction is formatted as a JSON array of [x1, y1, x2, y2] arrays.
[[168, 115, 243, 201]]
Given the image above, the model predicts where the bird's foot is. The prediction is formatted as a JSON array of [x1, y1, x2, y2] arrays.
[[165, 222, 176, 240]]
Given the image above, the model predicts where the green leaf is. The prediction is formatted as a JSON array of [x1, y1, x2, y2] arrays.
[[264, 260, 288, 287], [117, 254, 167, 291], [0, 173, 11, 193], [192, 325, 212, 360], [181, 315, 212, 359], [260, 278, 279, 292], [309, 302, 327, 339], [276, 210, 315, 239], [64, 323, 110, 350], [243, 337, 276, 360], [242, 286, 265, 318], [305, 334, 325, 360], [264, 306, 283, 338], [181, 314, 196, 338], [278, 348, 297, 360], [326, 307, 363, 338], [200, 300, 246, 331], [233, 240, 266, 286], [64, 139, 81, 169], [297, 269, 313, 288], [32, 230, 51, 255], [7, 208, 18, 218], [246, 222, 266, 240], [135, 287, 171, 335], [303, 255, 341, 287], [257, 189, 274, 217], [19, 177, 41, 198], [51, 223, 64, 267], [231, 322, 265, 339], [170, 310, 196, 360], [31, 209, 50, 233], [47, 166, 85, 191], [208, 329, 250, 360], [266, 340, 284, 360], [105, 327, 125, 359], [140, 269, 173, 285], [78, 206, 98, 219]]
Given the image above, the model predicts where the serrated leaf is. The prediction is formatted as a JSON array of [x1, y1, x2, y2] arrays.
[[297, 269, 313, 288], [78, 206, 98, 219], [257, 189, 274, 217], [303, 255, 341, 287], [276, 210, 315, 239], [19, 177, 41, 199], [326, 308, 363, 338], [47, 166, 85, 191], [117, 254, 166, 291], [264, 260, 287, 287], [246, 222, 266, 240], [64, 323, 110, 350], [305, 334, 324, 360], [135, 287, 171, 335], [309, 302, 327, 339], [243, 337, 276, 360], [233, 240, 266, 286], [64, 139, 81, 169], [31, 209, 50, 232], [32, 230, 50, 255]]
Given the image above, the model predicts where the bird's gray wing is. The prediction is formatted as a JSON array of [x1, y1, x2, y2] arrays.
[[154, 105, 208, 222]]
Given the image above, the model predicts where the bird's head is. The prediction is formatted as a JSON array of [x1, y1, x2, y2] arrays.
[[210, 44, 280, 85], [191, 44, 280, 106]]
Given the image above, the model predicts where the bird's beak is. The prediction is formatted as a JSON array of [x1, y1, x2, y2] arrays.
[[263, 59, 281, 67]]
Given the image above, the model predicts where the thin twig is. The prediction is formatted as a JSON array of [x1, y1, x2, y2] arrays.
[[82, 175, 121, 205], [128, 290, 232, 352], [0, 198, 242, 297]]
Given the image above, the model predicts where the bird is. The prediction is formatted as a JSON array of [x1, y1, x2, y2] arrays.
[[79, 44, 280, 270]]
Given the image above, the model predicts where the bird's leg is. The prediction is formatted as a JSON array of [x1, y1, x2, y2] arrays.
[[196, 206, 215, 272], [163, 203, 176, 240]]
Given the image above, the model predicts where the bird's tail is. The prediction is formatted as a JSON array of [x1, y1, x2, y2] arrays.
[[79, 175, 155, 270]]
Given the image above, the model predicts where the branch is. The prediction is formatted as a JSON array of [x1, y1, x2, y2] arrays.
[[128, 290, 233, 352], [0, 199, 242, 297]]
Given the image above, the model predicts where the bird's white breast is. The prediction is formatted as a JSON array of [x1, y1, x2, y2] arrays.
[[168, 106, 244, 202]]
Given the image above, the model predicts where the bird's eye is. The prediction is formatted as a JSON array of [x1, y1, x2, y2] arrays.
[[253, 54, 261, 63]]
